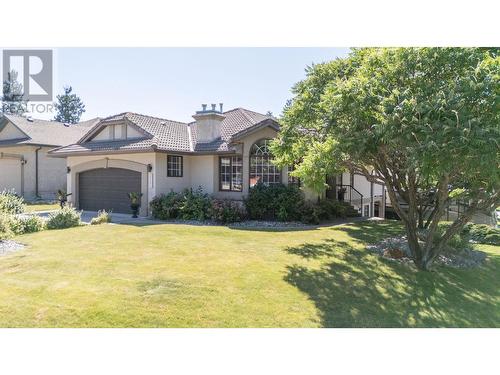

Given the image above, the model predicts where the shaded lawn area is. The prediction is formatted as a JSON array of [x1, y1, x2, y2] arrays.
[[0, 220, 498, 327]]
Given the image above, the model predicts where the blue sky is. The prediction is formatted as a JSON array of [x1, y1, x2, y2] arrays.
[[52, 48, 349, 122]]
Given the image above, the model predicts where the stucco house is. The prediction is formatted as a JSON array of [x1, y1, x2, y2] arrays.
[[0, 114, 99, 199], [49, 104, 385, 217]]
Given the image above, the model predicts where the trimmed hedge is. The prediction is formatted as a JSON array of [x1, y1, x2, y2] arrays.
[[245, 183, 305, 221], [151, 188, 212, 221]]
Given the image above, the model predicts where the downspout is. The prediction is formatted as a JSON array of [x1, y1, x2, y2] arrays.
[[0, 152, 26, 196], [35, 146, 42, 198]]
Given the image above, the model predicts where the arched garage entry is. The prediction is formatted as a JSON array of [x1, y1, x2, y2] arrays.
[[71, 158, 149, 216], [78, 168, 141, 214]]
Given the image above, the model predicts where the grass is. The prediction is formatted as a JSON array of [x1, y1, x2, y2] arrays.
[[25, 202, 60, 212], [0, 220, 498, 327]]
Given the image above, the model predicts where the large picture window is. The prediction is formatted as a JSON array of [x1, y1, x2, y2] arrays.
[[249, 139, 281, 187], [167, 155, 183, 177], [219, 156, 243, 192]]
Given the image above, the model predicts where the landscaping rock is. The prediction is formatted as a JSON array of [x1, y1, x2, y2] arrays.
[[0, 240, 25, 256], [229, 220, 309, 229], [367, 236, 487, 269], [157, 218, 310, 228]]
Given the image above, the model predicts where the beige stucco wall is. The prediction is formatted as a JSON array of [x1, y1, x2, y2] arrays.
[[0, 145, 67, 200], [155, 153, 192, 193]]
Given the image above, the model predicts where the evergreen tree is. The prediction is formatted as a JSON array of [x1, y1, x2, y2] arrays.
[[1, 70, 27, 115], [54, 86, 86, 124]]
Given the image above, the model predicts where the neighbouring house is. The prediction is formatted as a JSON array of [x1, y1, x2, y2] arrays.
[[0, 114, 100, 200], [49, 104, 385, 217]]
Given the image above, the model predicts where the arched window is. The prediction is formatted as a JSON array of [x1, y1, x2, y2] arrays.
[[249, 139, 281, 187]]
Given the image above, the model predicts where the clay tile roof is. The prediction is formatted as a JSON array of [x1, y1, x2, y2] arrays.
[[49, 108, 278, 156]]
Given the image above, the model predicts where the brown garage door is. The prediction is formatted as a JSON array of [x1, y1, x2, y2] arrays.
[[78, 168, 141, 214]]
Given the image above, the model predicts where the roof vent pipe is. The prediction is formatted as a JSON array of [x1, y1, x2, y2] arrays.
[[219, 103, 223, 113], [211, 104, 216, 111], [202, 104, 207, 111]]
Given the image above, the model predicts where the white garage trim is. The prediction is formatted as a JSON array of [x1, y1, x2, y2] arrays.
[[70, 158, 149, 216]]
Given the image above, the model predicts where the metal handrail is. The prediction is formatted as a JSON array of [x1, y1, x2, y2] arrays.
[[335, 184, 364, 213]]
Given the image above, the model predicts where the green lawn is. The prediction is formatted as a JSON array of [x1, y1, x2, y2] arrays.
[[25, 203, 60, 212], [0, 220, 498, 327]]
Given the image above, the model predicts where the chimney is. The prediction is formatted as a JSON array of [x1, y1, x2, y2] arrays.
[[192, 103, 225, 143]]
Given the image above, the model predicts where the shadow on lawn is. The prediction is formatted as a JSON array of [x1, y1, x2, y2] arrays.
[[284, 223, 500, 328]]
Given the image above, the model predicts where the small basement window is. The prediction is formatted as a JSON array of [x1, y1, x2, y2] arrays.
[[167, 155, 183, 177]]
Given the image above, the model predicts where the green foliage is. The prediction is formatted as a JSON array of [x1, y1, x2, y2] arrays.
[[274, 48, 500, 194], [433, 222, 470, 250], [0, 190, 26, 214], [150, 191, 183, 219], [46, 206, 81, 230], [272, 47, 500, 269], [245, 183, 305, 221], [178, 188, 212, 220], [210, 199, 247, 224], [0, 214, 15, 240], [300, 200, 358, 224], [127, 192, 143, 206], [54, 86, 86, 124], [150, 188, 212, 221], [0, 214, 45, 237], [90, 210, 112, 225], [13, 215, 46, 234], [462, 223, 500, 245], [1, 70, 27, 115]]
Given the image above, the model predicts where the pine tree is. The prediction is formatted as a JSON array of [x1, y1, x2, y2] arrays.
[[54, 86, 86, 124], [1, 70, 27, 115]]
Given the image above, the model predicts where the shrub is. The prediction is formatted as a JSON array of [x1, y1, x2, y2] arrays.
[[245, 183, 305, 221], [13, 215, 46, 234], [46, 206, 81, 229], [90, 210, 112, 225], [210, 199, 246, 223], [299, 200, 350, 224], [150, 191, 184, 219], [0, 190, 26, 214], [300, 201, 320, 224], [150, 188, 212, 221], [0, 214, 14, 240], [179, 188, 212, 220], [433, 222, 469, 250], [462, 223, 500, 245]]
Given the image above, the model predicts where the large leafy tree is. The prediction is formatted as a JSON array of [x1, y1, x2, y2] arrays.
[[1, 70, 27, 115], [272, 48, 500, 270], [54, 86, 86, 124]]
